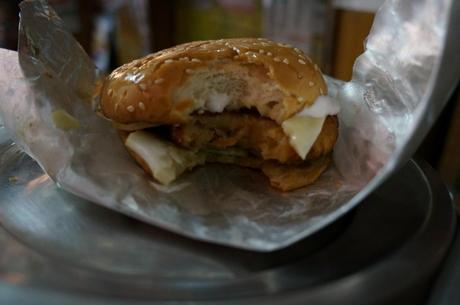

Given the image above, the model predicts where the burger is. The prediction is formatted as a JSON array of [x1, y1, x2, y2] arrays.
[[99, 38, 339, 191]]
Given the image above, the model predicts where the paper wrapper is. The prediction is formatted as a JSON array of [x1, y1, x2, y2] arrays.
[[0, 0, 457, 251]]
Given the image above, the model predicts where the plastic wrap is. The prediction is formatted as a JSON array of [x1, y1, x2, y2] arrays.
[[0, 0, 454, 251]]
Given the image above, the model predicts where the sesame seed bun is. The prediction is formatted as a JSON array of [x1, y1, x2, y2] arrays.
[[99, 38, 327, 125]]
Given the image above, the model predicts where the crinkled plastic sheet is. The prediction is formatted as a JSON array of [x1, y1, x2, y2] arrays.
[[0, 0, 455, 251]]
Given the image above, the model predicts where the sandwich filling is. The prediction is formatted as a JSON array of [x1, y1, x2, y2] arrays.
[[124, 94, 339, 187]]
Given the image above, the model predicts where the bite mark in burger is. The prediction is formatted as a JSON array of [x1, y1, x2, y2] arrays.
[[99, 38, 340, 191]]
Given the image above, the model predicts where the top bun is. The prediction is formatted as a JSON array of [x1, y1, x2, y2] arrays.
[[100, 38, 327, 125]]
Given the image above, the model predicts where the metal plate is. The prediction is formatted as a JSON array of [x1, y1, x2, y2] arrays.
[[0, 139, 456, 305]]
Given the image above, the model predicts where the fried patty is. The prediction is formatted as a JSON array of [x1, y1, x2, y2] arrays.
[[171, 112, 338, 164]]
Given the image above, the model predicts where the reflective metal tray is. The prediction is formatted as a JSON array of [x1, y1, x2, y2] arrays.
[[0, 137, 456, 305]]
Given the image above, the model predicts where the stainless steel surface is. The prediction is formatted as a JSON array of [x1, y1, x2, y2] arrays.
[[0, 130, 455, 304], [428, 227, 460, 305]]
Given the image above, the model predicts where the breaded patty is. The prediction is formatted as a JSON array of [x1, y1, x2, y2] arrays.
[[171, 112, 338, 164]]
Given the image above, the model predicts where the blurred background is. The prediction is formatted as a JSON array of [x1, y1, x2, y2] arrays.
[[0, 0, 458, 207]]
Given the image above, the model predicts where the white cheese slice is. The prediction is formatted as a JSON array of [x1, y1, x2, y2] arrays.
[[282, 116, 326, 160], [125, 131, 204, 185], [297, 95, 340, 118], [282, 95, 340, 159]]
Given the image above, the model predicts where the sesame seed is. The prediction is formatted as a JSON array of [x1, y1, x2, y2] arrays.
[[127, 105, 135, 112], [309, 81, 315, 87], [252, 42, 258, 46], [198, 109, 205, 114], [259, 49, 265, 54], [274, 57, 281, 62], [179, 57, 189, 61], [191, 58, 201, 63], [139, 84, 147, 91], [277, 43, 284, 47], [294, 48, 301, 53], [267, 52, 273, 56], [107, 89, 113, 96], [298, 59, 306, 65], [320, 88, 324, 95], [164, 59, 174, 64], [185, 69, 194, 74], [257, 38, 265, 41], [114, 103, 119, 111], [283, 58, 289, 64], [154, 78, 164, 85], [261, 42, 269, 47], [314, 64, 320, 71], [225, 42, 230, 46], [297, 96, 305, 102], [138, 102, 146, 110]]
